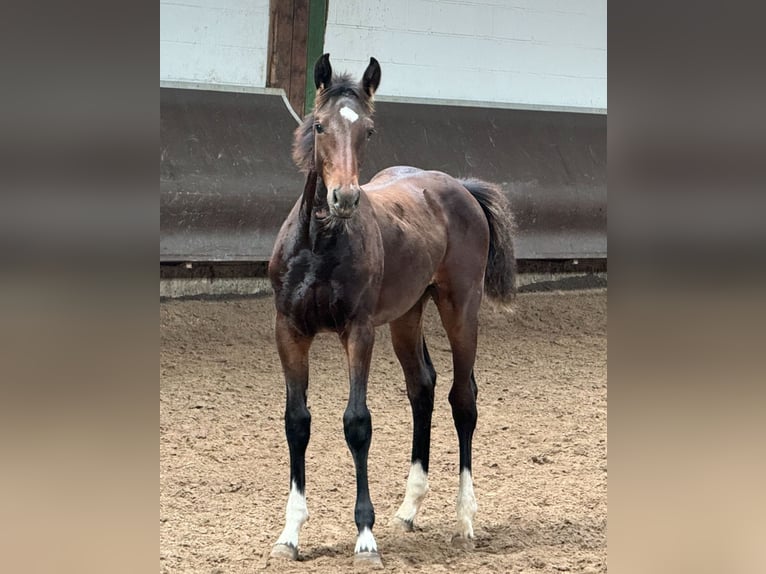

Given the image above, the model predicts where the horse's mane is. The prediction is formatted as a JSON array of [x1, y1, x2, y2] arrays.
[[292, 73, 374, 172]]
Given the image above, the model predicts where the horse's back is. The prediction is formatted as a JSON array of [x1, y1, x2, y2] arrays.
[[365, 165, 423, 187], [365, 166, 459, 194], [365, 167, 489, 243]]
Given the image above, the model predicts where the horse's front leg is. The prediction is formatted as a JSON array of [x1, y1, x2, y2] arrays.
[[341, 321, 383, 568], [271, 312, 313, 561]]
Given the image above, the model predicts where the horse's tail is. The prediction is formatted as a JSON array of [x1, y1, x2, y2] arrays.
[[460, 178, 517, 306]]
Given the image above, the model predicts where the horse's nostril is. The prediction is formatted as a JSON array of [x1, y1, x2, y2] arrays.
[[332, 189, 340, 205], [354, 194, 360, 207]]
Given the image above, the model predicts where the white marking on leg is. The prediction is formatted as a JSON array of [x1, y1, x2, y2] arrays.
[[355, 526, 378, 553], [339, 106, 359, 123], [275, 481, 309, 549], [456, 469, 477, 538], [394, 461, 430, 524]]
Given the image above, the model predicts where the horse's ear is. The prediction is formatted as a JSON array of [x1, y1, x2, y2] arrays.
[[362, 57, 381, 98], [314, 53, 332, 90]]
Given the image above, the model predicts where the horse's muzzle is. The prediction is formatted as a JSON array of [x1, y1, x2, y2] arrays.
[[330, 186, 361, 218]]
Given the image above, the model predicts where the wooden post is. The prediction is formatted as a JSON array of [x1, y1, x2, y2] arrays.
[[267, 0, 311, 117]]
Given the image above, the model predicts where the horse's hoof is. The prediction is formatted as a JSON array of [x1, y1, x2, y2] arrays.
[[392, 515, 415, 532], [270, 543, 298, 561], [354, 551, 384, 570], [450, 533, 475, 550]]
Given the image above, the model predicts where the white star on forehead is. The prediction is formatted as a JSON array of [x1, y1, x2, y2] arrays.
[[339, 106, 359, 123]]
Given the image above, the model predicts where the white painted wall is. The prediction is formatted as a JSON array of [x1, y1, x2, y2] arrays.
[[160, 0, 270, 87], [324, 0, 606, 110]]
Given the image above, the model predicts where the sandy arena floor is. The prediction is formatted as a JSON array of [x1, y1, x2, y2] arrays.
[[160, 289, 607, 573]]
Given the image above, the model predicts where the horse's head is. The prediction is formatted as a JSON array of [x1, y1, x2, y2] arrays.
[[293, 54, 381, 219]]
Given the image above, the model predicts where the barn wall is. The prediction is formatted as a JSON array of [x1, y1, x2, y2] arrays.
[[323, 0, 606, 110], [160, 0, 270, 87]]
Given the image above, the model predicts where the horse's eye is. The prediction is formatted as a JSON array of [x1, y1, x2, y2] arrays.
[[366, 128, 376, 139], [314, 123, 324, 134]]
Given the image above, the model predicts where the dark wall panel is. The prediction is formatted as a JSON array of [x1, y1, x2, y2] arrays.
[[160, 88, 303, 261], [160, 88, 606, 261]]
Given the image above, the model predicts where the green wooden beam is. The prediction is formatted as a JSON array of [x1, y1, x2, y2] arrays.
[[303, 0, 328, 116]]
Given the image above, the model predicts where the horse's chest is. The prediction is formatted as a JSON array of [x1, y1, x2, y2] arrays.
[[274, 251, 360, 335]]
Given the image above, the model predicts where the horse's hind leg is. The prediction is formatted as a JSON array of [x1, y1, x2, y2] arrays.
[[271, 312, 313, 561], [433, 283, 482, 548], [390, 296, 436, 531]]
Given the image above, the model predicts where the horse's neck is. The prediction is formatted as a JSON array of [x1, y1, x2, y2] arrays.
[[300, 170, 318, 218], [299, 171, 337, 248], [298, 170, 318, 242]]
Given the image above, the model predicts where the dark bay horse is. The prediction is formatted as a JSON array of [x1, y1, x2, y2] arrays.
[[268, 54, 516, 567]]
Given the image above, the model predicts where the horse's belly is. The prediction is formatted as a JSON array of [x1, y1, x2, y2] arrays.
[[372, 256, 438, 325]]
